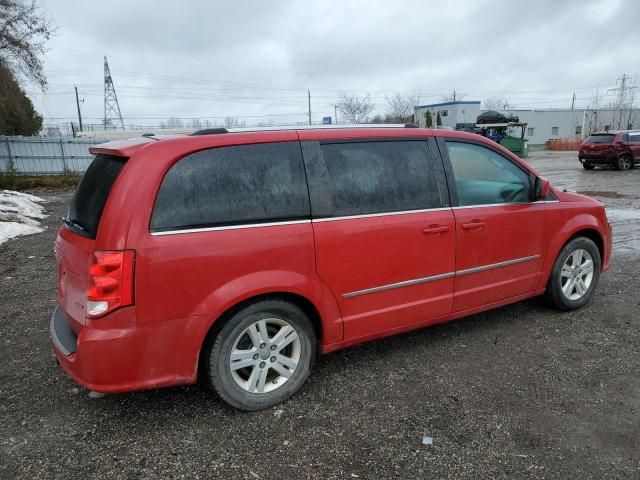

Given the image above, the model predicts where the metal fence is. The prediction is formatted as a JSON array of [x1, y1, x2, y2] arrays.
[[0, 136, 107, 175]]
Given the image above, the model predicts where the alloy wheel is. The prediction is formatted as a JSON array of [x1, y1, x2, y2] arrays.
[[229, 318, 301, 394], [618, 156, 632, 170], [560, 248, 595, 301]]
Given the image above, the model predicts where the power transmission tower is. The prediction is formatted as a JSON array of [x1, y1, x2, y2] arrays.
[[103, 56, 125, 130], [608, 74, 639, 130]]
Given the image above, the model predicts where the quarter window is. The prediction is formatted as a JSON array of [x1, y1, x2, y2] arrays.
[[302, 140, 445, 218], [151, 142, 309, 232], [445, 141, 532, 206]]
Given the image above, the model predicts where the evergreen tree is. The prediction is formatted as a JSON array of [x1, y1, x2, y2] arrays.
[[424, 111, 433, 128], [0, 61, 43, 135]]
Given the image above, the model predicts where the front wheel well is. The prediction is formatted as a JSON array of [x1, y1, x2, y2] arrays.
[[197, 292, 323, 381], [564, 228, 604, 266]]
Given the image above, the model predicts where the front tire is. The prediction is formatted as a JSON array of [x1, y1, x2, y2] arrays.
[[616, 155, 633, 171], [582, 162, 595, 170], [204, 299, 316, 411], [545, 237, 601, 311]]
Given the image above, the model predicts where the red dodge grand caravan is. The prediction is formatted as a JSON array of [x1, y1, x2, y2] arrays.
[[52, 125, 612, 410]]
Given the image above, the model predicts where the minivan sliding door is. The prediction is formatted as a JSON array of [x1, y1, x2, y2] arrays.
[[302, 139, 455, 341]]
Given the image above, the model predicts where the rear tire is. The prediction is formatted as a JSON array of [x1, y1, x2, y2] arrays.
[[545, 237, 601, 311], [204, 299, 316, 411], [616, 155, 633, 171]]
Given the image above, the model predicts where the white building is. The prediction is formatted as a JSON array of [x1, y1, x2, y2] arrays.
[[415, 101, 640, 145], [415, 101, 481, 130]]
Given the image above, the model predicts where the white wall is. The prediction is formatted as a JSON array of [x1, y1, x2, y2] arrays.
[[495, 108, 640, 145], [415, 102, 481, 128]]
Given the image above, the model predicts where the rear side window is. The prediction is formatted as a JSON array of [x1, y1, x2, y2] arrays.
[[628, 132, 640, 142], [584, 134, 615, 144], [67, 154, 126, 238], [302, 140, 445, 218], [151, 142, 309, 232]]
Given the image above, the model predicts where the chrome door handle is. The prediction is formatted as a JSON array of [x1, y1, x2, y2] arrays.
[[423, 225, 450, 234], [461, 221, 486, 230]]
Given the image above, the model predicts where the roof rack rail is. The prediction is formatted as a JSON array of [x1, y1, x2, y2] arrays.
[[189, 124, 422, 136], [191, 128, 229, 136]]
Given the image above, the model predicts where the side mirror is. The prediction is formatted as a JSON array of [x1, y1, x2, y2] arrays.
[[536, 176, 551, 200]]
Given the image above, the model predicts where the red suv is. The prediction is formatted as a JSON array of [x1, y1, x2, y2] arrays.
[[52, 126, 612, 410], [579, 130, 640, 170]]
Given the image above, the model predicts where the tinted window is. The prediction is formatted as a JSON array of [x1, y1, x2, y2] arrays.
[[445, 141, 532, 206], [67, 154, 126, 238], [151, 142, 309, 231], [302, 140, 444, 218], [628, 133, 640, 141], [584, 134, 615, 144]]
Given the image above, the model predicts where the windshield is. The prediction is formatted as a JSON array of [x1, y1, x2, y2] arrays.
[[66, 154, 126, 238]]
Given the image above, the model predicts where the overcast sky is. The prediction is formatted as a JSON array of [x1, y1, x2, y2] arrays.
[[29, 0, 640, 129]]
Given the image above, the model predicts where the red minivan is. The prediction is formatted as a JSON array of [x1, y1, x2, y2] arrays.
[[52, 126, 612, 410]]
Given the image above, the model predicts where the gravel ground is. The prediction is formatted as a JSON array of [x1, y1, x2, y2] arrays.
[[1, 151, 639, 479]]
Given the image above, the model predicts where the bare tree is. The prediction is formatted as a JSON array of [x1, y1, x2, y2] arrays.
[[337, 92, 375, 124], [385, 91, 421, 123], [0, 1, 54, 88], [483, 97, 512, 110], [441, 91, 466, 102], [224, 116, 239, 128], [585, 88, 604, 135], [188, 118, 203, 129], [164, 117, 184, 128]]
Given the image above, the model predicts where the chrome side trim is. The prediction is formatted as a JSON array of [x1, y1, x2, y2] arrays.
[[341, 254, 541, 298], [452, 201, 557, 210], [455, 254, 541, 276], [342, 272, 456, 298], [150, 219, 311, 236], [313, 207, 451, 223]]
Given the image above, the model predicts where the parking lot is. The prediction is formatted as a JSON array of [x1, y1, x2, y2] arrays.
[[0, 150, 638, 479]]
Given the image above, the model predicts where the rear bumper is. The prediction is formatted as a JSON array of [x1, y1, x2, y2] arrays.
[[50, 305, 210, 393]]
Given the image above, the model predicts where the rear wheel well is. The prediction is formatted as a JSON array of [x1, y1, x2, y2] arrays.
[[565, 229, 604, 266], [197, 292, 323, 381]]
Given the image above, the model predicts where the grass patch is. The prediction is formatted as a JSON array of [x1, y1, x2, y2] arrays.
[[0, 173, 80, 191]]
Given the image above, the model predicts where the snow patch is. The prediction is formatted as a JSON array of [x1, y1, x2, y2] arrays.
[[0, 190, 47, 245]]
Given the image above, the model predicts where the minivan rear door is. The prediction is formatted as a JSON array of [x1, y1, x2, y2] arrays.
[[301, 137, 455, 341], [55, 154, 127, 331]]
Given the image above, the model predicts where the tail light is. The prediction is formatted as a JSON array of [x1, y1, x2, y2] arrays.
[[86, 250, 135, 317]]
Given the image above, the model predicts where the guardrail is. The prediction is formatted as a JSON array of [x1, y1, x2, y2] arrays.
[[0, 136, 108, 175]]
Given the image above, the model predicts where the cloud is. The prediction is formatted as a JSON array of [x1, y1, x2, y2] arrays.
[[30, 0, 640, 128]]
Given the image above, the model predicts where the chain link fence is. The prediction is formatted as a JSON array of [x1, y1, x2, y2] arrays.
[[0, 136, 108, 175]]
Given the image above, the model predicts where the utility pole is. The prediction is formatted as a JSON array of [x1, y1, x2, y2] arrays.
[[334, 105, 338, 125], [570, 93, 576, 110], [308, 90, 312, 125], [453, 90, 456, 102], [74, 85, 83, 132]]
